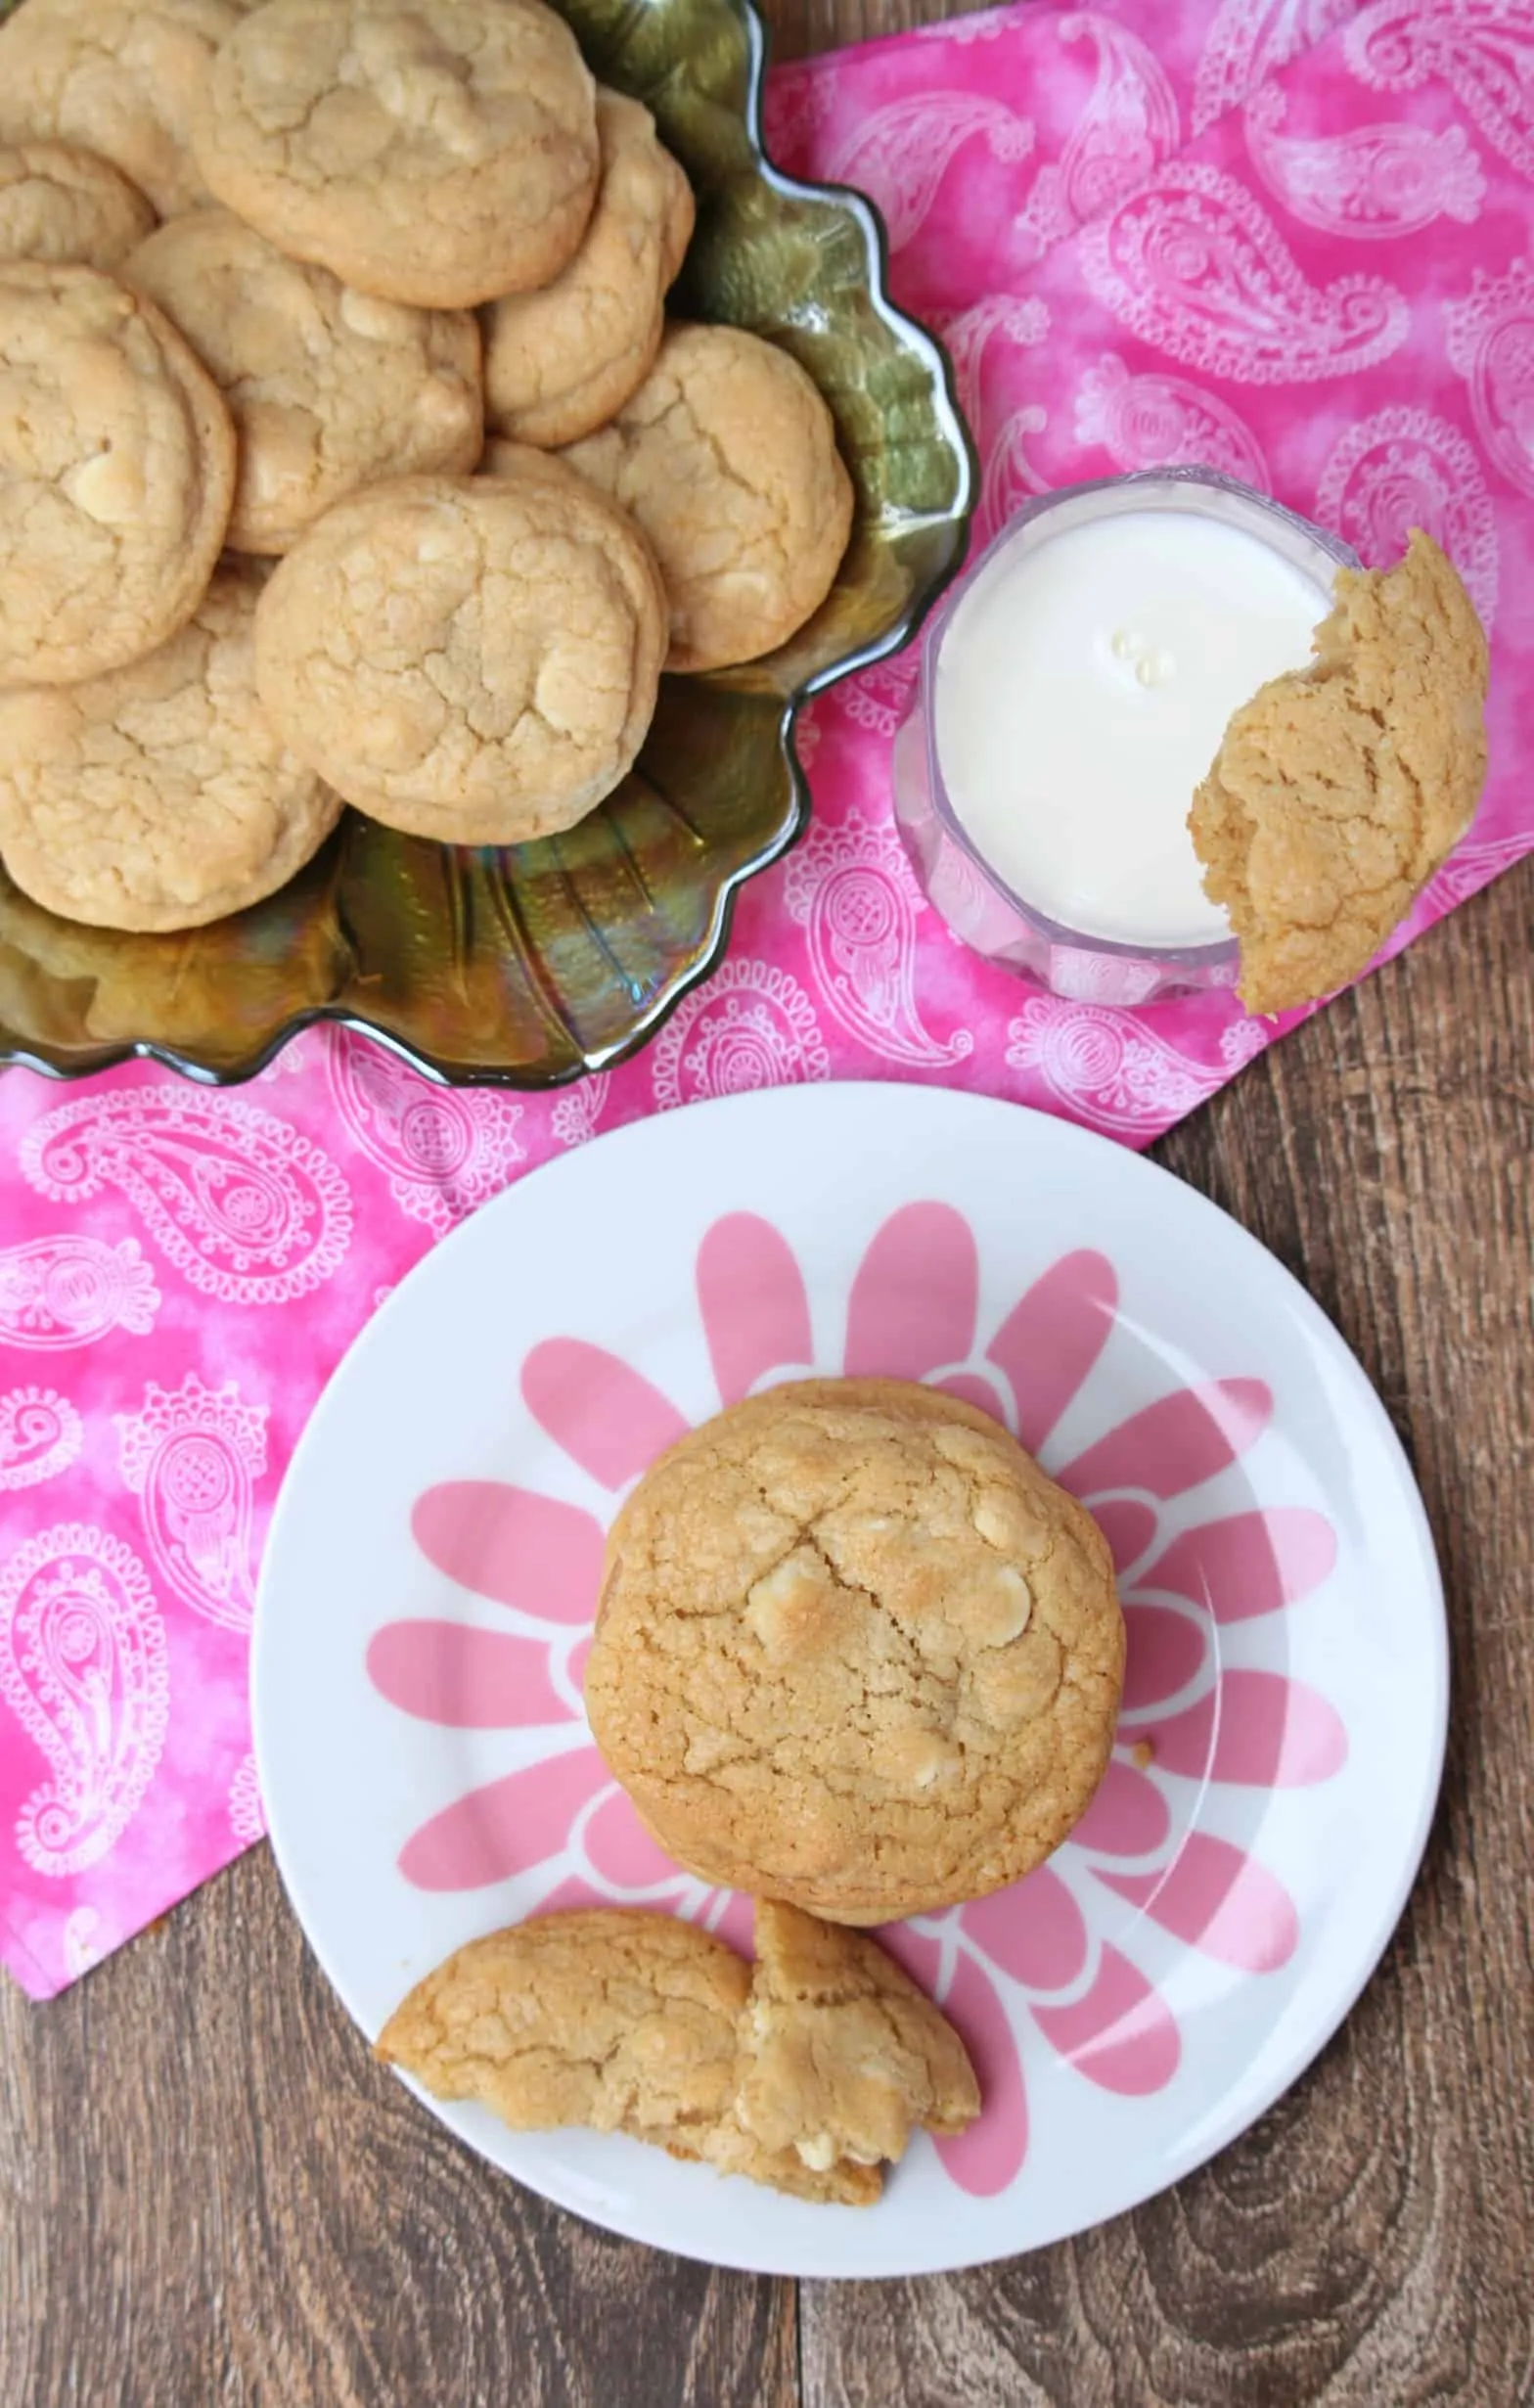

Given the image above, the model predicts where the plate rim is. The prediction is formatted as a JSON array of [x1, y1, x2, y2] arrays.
[[252, 1083, 1449, 2276]]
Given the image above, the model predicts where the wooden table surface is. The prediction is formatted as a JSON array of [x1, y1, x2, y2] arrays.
[[4, 5, 1533, 2400]]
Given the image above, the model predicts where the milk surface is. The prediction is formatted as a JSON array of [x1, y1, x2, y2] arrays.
[[933, 509, 1329, 948]]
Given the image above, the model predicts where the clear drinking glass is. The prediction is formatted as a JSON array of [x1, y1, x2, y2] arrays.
[[891, 467, 1361, 1006]]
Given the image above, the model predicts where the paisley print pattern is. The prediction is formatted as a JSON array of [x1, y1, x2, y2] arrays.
[[326, 1029, 524, 1235], [0, 1388, 84, 1492], [21, 1088, 353, 1305], [116, 1375, 269, 1636], [1079, 159, 1412, 382], [1074, 351, 1271, 482], [5, 0, 1534, 2002], [784, 816, 972, 1068], [1314, 405, 1500, 629], [1244, 82, 1484, 235], [1015, 12, 1182, 259], [1345, 0, 1534, 183], [1446, 252, 1534, 500], [0, 1523, 168, 1877], [0, 1236, 159, 1348]]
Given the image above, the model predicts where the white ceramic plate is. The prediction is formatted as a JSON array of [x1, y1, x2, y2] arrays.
[[253, 1083, 1446, 2278]]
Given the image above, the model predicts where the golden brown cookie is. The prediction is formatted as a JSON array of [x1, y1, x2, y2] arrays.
[[1190, 529, 1489, 1014], [477, 435, 595, 493], [253, 471, 665, 842], [481, 89, 693, 450], [585, 1379, 1124, 1924], [123, 209, 483, 554], [376, 1909, 750, 2158], [0, 562, 341, 931], [718, 1899, 979, 2191], [560, 322, 854, 672], [0, 0, 241, 219], [0, 140, 156, 270], [194, 0, 599, 308], [0, 261, 235, 687]]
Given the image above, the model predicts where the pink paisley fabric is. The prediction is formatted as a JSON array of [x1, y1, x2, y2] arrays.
[[1, 0, 1530, 2000]]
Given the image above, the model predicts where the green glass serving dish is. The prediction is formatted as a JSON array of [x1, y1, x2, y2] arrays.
[[0, 0, 973, 1087]]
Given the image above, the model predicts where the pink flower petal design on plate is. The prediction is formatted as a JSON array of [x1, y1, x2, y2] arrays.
[[520, 1340, 689, 1488], [934, 1372, 1008, 1421], [584, 1786, 686, 1888], [986, 1250, 1118, 1455], [875, 1921, 944, 1992], [1120, 1602, 1208, 1714], [696, 1213, 814, 1404], [1144, 1672, 1348, 1787], [411, 1483, 604, 1624], [1096, 1836, 1298, 1974], [531, 1874, 610, 1916], [1060, 1380, 1273, 1501], [398, 1745, 608, 1890], [1092, 1497, 1158, 1573], [1069, 1757, 1171, 1856], [959, 1866, 1088, 1993], [1137, 1510, 1337, 1621], [844, 1203, 978, 1379], [566, 1633, 592, 1695], [367, 1621, 567, 1728], [1032, 1943, 1181, 2095], [935, 1949, 1028, 2196]]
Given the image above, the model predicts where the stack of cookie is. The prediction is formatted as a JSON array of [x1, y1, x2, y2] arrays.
[[0, 0, 854, 932]]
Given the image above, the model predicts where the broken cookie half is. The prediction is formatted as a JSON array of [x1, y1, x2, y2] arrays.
[[1190, 528, 1488, 1016], [375, 1900, 981, 2206]]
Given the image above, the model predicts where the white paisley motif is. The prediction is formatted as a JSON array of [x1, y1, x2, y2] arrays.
[[981, 407, 1053, 538], [1006, 999, 1268, 1132], [0, 1235, 159, 1348], [825, 94, 1035, 252], [784, 815, 973, 1068], [1446, 252, 1534, 500], [325, 1029, 523, 1234], [933, 295, 1051, 431], [1314, 406, 1499, 629], [1346, 0, 1534, 182], [551, 1070, 611, 1147], [115, 1375, 268, 1636], [651, 960, 831, 1111], [20, 1087, 352, 1305], [1194, 0, 1358, 134], [1422, 832, 1533, 910], [0, 1522, 168, 1878], [0, 1387, 83, 1491], [228, 1752, 266, 1846], [1244, 81, 1484, 235], [1015, 14, 1182, 260], [834, 654, 921, 742], [1079, 159, 1412, 383], [1075, 353, 1271, 485]]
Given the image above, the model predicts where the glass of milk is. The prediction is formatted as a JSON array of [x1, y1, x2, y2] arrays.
[[891, 468, 1360, 1004]]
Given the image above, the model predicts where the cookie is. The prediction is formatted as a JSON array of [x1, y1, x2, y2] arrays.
[[0, 562, 341, 931], [0, 140, 156, 270], [253, 471, 666, 842], [376, 1909, 750, 2158], [0, 0, 241, 219], [194, 0, 599, 309], [477, 435, 594, 493], [1190, 529, 1490, 1014], [0, 261, 236, 687], [728, 1899, 979, 2177], [560, 322, 853, 671], [124, 209, 483, 555], [584, 1378, 1124, 1924], [481, 89, 693, 450]]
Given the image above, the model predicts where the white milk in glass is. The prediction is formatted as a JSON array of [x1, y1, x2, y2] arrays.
[[932, 510, 1330, 949]]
